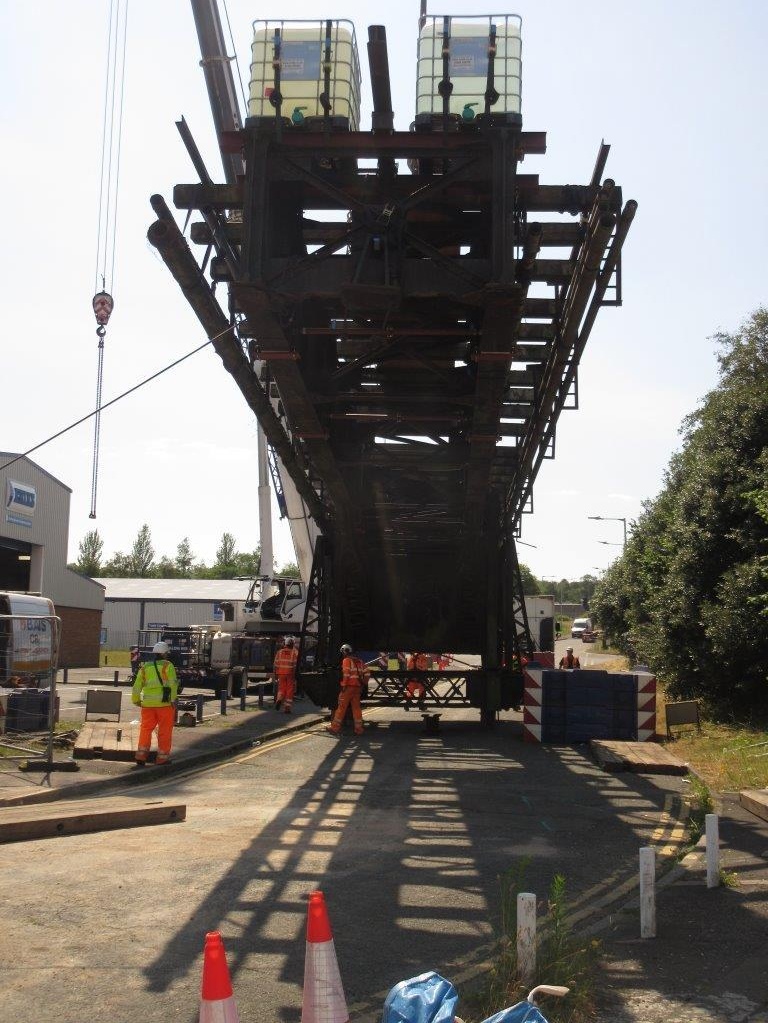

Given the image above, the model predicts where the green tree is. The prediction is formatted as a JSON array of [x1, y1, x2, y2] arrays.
[[213, 532, 238, 578], [592, 307, 768, 714], [277, 561, 301, 579], [102, 551, 132, 576], [127, 524, 155, 577], [73, 529, 104, 576], [175, 538, 195, 577], [154, 555, 178, 578], [233, 547, 261, 577], [519, 562, 539, 595]]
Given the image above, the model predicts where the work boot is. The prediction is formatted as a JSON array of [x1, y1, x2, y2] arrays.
[[133, 761, 146, 769], [325, 724, 339, 735], [404, 700, 412, 712], [275, 698, 282, 711], [283, 706, 292, 714]]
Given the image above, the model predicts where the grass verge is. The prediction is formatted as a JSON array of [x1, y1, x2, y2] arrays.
[[460, 864, 600, 1023]]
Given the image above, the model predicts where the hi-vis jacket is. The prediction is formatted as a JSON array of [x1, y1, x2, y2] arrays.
[[132, 658, 179, 707], [341, 655, 369, 688], [274, 646, 298, 677]]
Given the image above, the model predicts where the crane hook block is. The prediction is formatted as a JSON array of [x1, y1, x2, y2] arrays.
[[92, 290, 114, 332]]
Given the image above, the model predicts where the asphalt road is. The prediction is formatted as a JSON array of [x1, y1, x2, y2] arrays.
[[0, 703, 688, 1023]]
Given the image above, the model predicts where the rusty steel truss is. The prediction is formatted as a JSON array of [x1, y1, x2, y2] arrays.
[[148, 21, 635, 715]]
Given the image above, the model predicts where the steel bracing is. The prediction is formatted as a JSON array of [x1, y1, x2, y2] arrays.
[[150, 20, 635, 703]]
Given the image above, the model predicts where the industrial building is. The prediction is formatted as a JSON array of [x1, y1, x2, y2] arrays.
[[95, 578, 256, 651], [0, 452, 104, 665]]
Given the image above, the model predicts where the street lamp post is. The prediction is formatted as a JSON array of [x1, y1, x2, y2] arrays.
[[588, 515, 627, 548]]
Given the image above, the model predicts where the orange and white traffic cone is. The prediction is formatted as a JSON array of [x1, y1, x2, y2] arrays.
[[199, 930, 240, 1023], [301, 890, 349, 1023]]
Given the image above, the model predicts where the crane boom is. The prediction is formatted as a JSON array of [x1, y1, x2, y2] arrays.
[[189, 0, 244, 184]]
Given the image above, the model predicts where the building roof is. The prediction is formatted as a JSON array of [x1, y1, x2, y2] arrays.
[[0, 452, 72, 492], [95, 578, 257, 601]]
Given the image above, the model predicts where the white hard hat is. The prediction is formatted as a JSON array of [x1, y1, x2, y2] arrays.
[[340, 643, 352, 654], [153, 641, 170, 656], [566, 646, 574, 653], [284, 636, 295, 646]]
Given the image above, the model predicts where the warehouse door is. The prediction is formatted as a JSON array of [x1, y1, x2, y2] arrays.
[[0, 538, 31, 591]]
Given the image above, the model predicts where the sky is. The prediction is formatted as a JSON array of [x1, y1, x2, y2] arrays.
[[1, 0, 766, 583]]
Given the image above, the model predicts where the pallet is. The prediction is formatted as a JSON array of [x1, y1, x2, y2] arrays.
[[74, 722, 143, 762], [740, 789, 768, 823], [591, 739, 689, 775], [0, 797, 186, 844]]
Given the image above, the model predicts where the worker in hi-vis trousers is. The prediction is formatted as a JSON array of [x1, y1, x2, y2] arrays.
[[326, 644, 369, 736], [405, 651, 429, 710], [273, 636, 299, 714], [131, 641, 179, 767]]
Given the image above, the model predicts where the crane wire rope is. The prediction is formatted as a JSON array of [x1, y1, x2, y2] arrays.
[[221, 0, 248, 112], [90, 0, 129, 519], [0, 326, 233, 477]]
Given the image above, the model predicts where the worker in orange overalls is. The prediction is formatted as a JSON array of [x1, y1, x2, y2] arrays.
[[273, 636, 299, 714], [405, 652, 429, 710], [558, 646, 581, 669], [326, 644, 369, 736], [131, 641, 179, 767]]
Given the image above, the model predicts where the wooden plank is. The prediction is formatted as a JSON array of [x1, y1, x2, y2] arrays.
[[740, 790, 768, 824], [591, 740, 689, 775], [75, 722, 140, 761], [0, 798, 186, 844]]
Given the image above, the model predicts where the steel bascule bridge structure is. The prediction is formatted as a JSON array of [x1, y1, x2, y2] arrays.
[[149, 3, 635, 721]]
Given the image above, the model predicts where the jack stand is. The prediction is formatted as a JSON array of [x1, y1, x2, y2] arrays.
[[421, 713, 442, 735]]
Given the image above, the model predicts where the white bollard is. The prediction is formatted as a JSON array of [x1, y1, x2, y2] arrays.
[[705, 813, 720, 888], [639, 846, 656, 938], [516, 892, 537, 984]]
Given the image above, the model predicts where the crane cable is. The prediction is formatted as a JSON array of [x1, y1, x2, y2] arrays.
[[90, 0, 129, 519]]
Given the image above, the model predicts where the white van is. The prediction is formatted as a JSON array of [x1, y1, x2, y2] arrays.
[[0, 591, 57, 680], [571, 617, 592, 640]]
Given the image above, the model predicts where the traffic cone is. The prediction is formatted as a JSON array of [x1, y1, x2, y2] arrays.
[[301, 891, 349, 1023], [199, 931, 240, 1022]]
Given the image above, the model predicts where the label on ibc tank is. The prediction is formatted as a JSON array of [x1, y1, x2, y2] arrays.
[[281, 41, 321, 80], [450, 38, 489, 77]]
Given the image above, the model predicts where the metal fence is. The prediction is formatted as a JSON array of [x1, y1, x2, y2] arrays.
[[0, 613, 62, 768]]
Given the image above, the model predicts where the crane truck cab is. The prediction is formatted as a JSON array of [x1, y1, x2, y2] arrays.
[[136, 576, 308, 698], [217, 576, 306, 633]]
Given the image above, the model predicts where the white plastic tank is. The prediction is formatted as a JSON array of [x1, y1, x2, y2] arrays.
[[416, 14, 522, 122], [248, 19, 361, 129]]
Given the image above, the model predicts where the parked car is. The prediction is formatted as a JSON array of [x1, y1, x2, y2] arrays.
[[571, 617, 593, 640], [581, 628, 597, 643]]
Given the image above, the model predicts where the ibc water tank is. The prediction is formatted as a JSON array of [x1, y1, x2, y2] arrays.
[[248, 19, 361, 130], [416, 14, 522, 125]]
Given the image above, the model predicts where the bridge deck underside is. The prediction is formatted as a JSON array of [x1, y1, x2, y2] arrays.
[[169, 127, 632, 650]]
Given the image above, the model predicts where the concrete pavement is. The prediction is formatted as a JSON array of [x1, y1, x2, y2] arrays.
[[1, 669, 767, 1021]]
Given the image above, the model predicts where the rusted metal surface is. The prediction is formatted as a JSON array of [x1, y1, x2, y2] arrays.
[[152, 108, 634, 658]]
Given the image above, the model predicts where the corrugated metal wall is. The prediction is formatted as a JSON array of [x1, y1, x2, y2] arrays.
[[0, 454, 104, 611], [103, 600, 225, 649]]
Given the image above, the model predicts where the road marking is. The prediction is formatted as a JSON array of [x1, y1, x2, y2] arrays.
[[231, 732, 309, 764]]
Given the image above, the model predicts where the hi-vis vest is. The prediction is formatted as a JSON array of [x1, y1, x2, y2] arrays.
[[341, 655, 368, 687], [132, 658, 179, 707], [274, 646, 298, 677]]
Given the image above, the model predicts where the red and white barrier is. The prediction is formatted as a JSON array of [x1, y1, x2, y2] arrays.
[[522, 652, 554, 742], [302, 890, 349, 1023], [636, 671, 656, 740], [199, 931, 240, 1022]]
